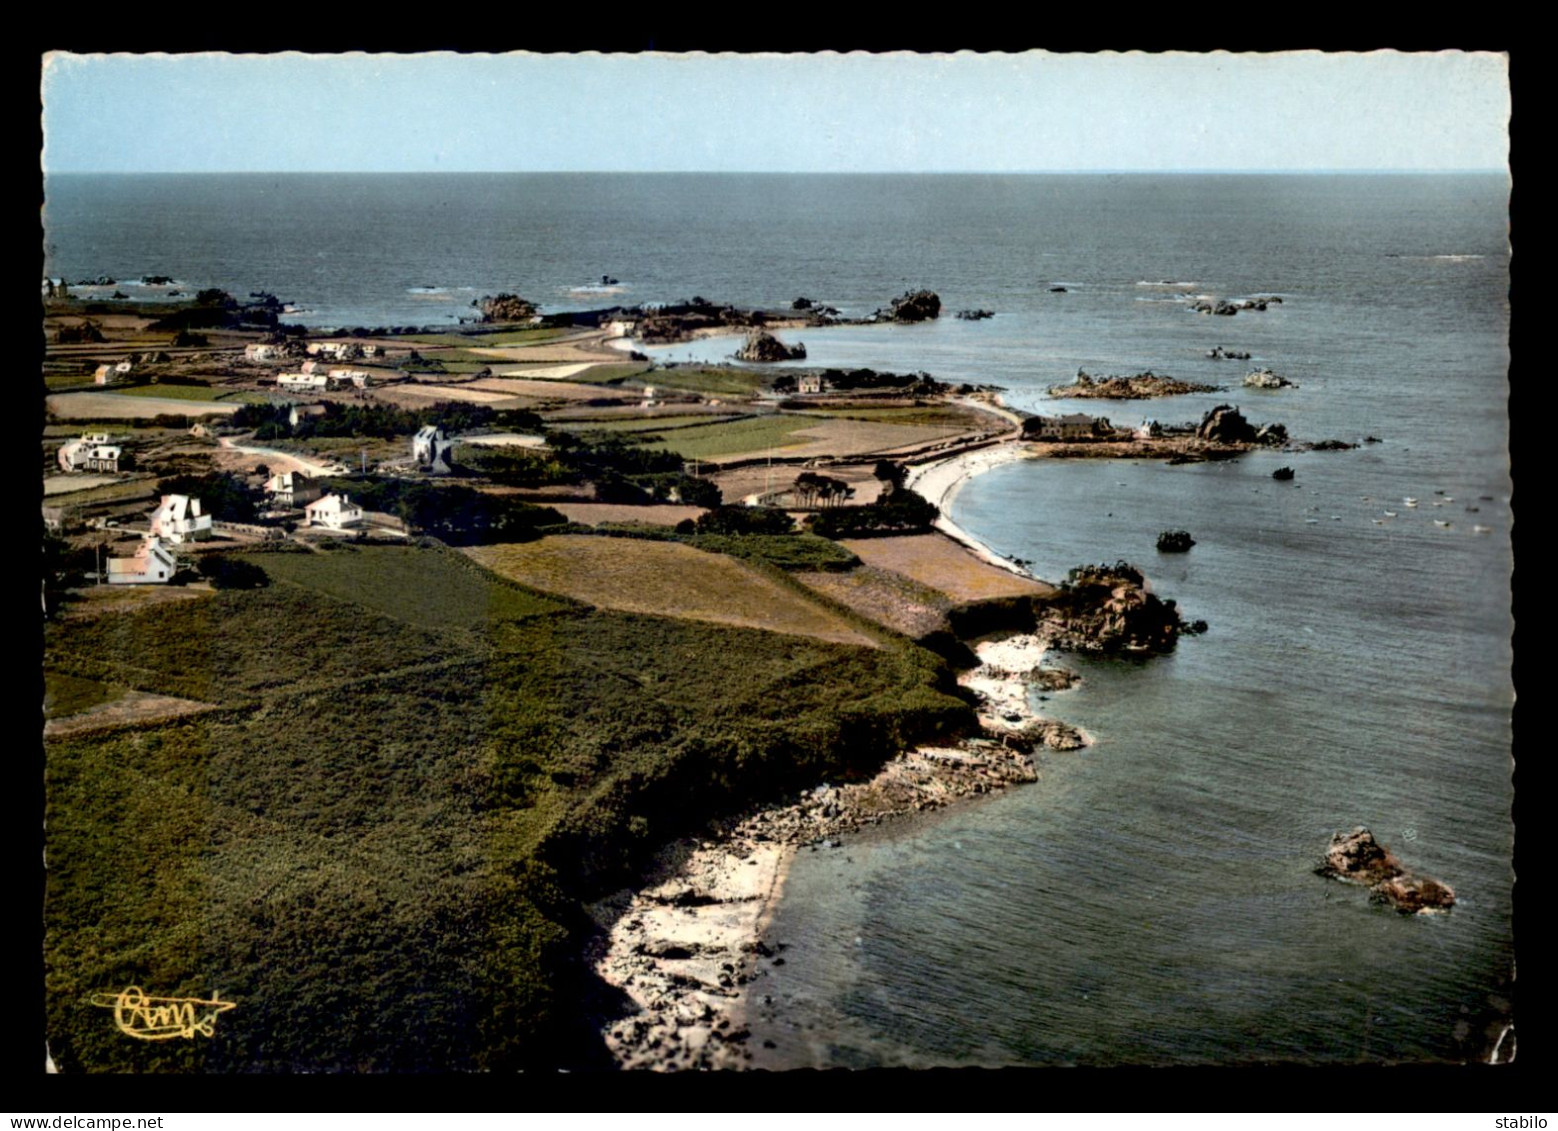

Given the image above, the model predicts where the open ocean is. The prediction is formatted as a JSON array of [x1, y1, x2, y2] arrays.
[[42, 172, 1515, 1067]]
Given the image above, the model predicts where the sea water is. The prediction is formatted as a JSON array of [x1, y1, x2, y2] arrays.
[[42, 172, 1514, 1065]]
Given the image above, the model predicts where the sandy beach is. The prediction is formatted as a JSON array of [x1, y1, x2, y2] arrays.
[[904, 440, 1039, 579], [590, 623, 1088, 1069]]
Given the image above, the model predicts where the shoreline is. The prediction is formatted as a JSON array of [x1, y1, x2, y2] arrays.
[[589, 631, 1087, 1070], [903, 438, 1041, 581]]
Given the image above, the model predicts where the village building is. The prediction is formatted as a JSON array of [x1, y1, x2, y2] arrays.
[[413, 425, 454, 474], [1134, 419, 1163, 440], [57, 433, 123, 473], [299, 359, 325, 375], [106, 537, 179, 585], [797, 374, 826, 395], [304, 493, 364, 530], [245, 343, 283, 362], [305, 341, 360, 360], [329, 368, 373, 388], [1027, 413, 1114, 441], [361, 344, 380, 359], [277, 372, 330, 392], [263, 470, 323, 510], [287, 403, 329, 429], [149, 494, 214, 544]]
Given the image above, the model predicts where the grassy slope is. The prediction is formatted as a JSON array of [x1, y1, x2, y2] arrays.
[[43, 543, 970, 1071], [641, 366, 771, 398]]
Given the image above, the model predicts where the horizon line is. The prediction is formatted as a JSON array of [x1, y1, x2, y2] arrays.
[[43, 167, 1509, 176]]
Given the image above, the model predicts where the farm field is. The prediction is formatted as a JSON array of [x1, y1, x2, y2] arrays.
[[48, 392, 243, 418], [251, 544, 571, 633], [640, 366, 771, 398], [793, 563, 957, 639], [546, 502, 706, 527], [465, 536, 878, 647], [805, 403, 995, 430], [841, 533, 1058, 604], [487, 363, 599, 380], [106, 384, 264, 403], [388, 384, 528, 405], [466, 378, 621, 401], [642, 414, 965, 462], [402, 327, 576, 347]]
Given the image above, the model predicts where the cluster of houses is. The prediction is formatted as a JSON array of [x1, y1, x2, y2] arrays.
[[100, 481, 369, 585], [1025, 413, 1115, 441], [105, 492, 212, 585], [57, 432, 124, 473], [245, 341, 383, 363], [277, 364, 374, 392]]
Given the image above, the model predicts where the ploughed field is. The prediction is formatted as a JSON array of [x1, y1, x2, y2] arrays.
[[465, 535, 878, 647], [842, 533, 1058, 603], [43, 541, 969, 1071]]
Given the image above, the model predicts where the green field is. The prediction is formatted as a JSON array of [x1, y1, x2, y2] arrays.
[[43, 672, 127, 719], [641, 366, 772, 398], [640, 414, 816, 459], [106, 383, 264, 403], [552, 413, 740, 434], [252, 544, 571, 633], [43, 540, 972, 1071], [806, 404, 991, 429], [402, 328, 576, 347], [563, 362, 654, 385]]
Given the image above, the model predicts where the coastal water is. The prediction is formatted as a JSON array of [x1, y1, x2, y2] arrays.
[[42, 172, 1514, 1066]]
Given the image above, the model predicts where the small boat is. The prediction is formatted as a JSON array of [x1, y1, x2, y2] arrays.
[[1473, 524, 1492, 534], [1383, 511, 1397, 518], [1404, 498, 1419, 508], [1304, 518, 1319, 524], [1434, 520, 1452, 528]]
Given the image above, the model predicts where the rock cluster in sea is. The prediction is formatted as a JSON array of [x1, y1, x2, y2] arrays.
[[734, 331, 807, 362], [1052, 370, 1218, 399], [1243, 368, 1297, 389], [1317, 827, 1456, 914]]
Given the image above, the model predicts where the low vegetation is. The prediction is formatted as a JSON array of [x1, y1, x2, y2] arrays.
[[44, 543, 971, 1071]]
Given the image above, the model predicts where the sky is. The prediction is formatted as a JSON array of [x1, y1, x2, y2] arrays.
[[40, 51, 1511, 174]]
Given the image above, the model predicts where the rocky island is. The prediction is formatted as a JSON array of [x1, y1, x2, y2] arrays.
[[1049, 369, 1219, 399], [1319, 827, 1456, 914]]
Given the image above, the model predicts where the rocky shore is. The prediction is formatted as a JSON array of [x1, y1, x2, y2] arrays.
[[588, 633, 1085, 1070]]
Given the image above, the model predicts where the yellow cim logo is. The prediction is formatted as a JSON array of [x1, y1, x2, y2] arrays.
[[89, 986, 236, 1040]]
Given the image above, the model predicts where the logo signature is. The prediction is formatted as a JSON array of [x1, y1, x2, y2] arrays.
[[89, 986, 236, 1040]]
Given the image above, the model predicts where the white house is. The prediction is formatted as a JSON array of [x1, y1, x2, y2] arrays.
[[361, 344, 380, 359], [304, 493, 364, 530], [1134, 419, 1163, 440], [263, 470, 322, 509], [797, 374, 826, 395], [57, 434, 123, 473], [299, 359, 326, 375], [245, 343, 283, 362], [93, 364, 115, 385], [329, 368, 372, 388], [277, 372, 330, 392], [306, 341, 360, 360], [413, 425, 454, 473], [107, 537, 179, 585], [149, 494, 214, 544]]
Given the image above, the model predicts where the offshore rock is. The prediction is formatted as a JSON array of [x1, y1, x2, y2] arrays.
[[1156, 530, 1196, 553], [473, 293, 536, 323], [1243, 368, 1297, 389], [1041, 561, 1189, 654], [1196, 404, 1258, 444], [735, 331, 806, 362], [1318, 827, 1455, 914], [885, 290, 942, 323]]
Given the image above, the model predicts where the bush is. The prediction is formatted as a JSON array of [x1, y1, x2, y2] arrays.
[[694, 505, 794, 536], [200, 556, 270, 589]]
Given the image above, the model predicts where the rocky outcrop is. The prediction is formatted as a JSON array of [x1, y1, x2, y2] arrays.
[[1156, 530, 1195, 553], [1038, 562, 1191, 654], [1192, 299, 1240, 316], [734, 331, 806, 362], [1318, 827, 1456, 914], [882, 290, 942, 323], [955, 308, 995, 320], [473, 293, 536, 323], [1195, 404, 1258, 444], [1206, 346, 1251, 360], [1052, 370, 1218, 399], [1272, 466, 1296, 481], [1243, 368, 1296, 389]]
